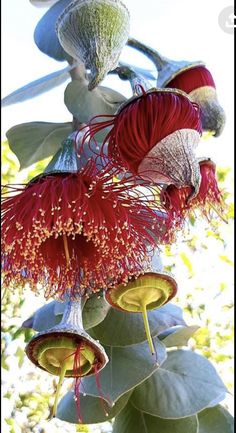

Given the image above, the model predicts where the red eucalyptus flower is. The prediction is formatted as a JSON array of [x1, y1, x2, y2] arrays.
[[86, 88, 202, 197], [167, 66, 226, 137], [1, 136, 171, 299], [160, 158, 225, 227]]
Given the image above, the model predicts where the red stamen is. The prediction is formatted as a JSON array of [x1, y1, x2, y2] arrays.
[[2, 160, 173, 298], [167, 66, 216, 94], [86, 90, 202, 177], [73, 345, 83, 424], [161, 160, 225, 227], [94, 362, 110, 417], [74, 376, 83, 424]]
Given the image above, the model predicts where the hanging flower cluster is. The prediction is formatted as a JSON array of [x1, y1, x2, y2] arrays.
[[87, 88, 202, 188], [1, 136, 172, 300], [84, 71, 225, 233], [2, 0, 229, 424]]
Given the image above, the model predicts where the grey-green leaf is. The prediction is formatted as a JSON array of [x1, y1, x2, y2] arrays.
[[88, 303, 186, 347], [81, 339, 166, 404], [56, 390, 131, 424], [6, 121, 72, 169], [22, 296, 110, 332], [131, 349, 228, 418], [82, 295, 111, 329], [158, 325, 200, 347], [2, 66, 73, 107], [113, 402, 198, 433], [34, 0, 73, 61], [22, 302, 61, 332], [198, 405, 234, 433], [64, 78, 126, 124]]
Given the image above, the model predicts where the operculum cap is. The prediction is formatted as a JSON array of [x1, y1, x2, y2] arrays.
[[189, 86, 226, 137], [56, 0, 130, 89]]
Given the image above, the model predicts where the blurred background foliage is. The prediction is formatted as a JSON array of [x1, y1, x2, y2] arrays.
[[1, 139, 234, 433]]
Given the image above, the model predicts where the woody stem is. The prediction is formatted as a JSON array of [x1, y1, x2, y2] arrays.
[[127, 37, 166, 69]]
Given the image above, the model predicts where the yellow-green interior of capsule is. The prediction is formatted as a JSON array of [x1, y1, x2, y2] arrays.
[[110, 275, 173, 312], [35, 337, 95, 376]]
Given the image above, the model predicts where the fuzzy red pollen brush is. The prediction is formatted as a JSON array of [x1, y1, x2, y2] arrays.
[[1, 134, 170, 299], [85, 88, 203, 199], [160, 158, 226, 227], [167, 66, 226, 137]]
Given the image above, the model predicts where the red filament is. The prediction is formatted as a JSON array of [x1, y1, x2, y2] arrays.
[[167, 66, 216, 94], [86, 90, 202, 175], [2, 160, 171, 299], [161, 160, 224, 225]]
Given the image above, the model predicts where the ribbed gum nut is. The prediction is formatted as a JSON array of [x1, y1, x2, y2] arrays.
[[106, 272, 177, 355], [33, 336, 95, 377], [56, 0, 130, 90], [137, 128, 201, 199], [189, 86, 226, 137]]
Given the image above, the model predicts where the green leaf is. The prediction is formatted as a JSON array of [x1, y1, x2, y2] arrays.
[[22, 301, 61, 332], [81, 338, 166, 404], [131, 349, 228, 418], [113, 402, 198, 433], [218, 255, 234, 266], [81, 295, 111, 329], [88, 303, 186, 347], [179, 252, 194, 275], [16, 347, 25, 368], [57, 390, 131, 424], [198, 405, 234, 433], [1, 66, 73, 107], [64, 78, 126, 124], [1, 356, 10, 371], [158, 325, 200, 347], [22, 296, 110, 332], [6, 121, 72, 169], [34, 0, 72, 61]]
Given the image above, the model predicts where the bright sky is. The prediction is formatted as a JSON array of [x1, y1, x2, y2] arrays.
[[1, 0, 234, 169]]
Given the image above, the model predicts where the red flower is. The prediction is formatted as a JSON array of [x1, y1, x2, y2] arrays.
[[168, 66, 216, 94], [2, 158, 171, 299], [167, 66, 226, 137], [86, 89, 202, 194], [160, 159, 225, 227]]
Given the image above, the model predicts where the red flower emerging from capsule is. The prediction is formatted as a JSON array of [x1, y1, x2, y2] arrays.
[[168, 66, 216, 94], [2, 159, 171, 299], [86, 89, 202, 194], [167, 66, 226, 137], [160, 159, 225, 227]]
